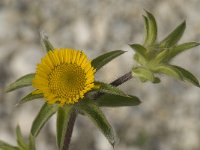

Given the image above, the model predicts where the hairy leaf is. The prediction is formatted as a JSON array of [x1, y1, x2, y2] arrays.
[[173, 65, 199, 87], [40, 31, 54, 52], [166, 42, 200, 61], [144, 11, 157, 46], [16, 126, 27, 149], [6, 73, 35, 92], [154, 65, 182, 80], [57, 106, 73, 150], [29, 134, 36, 150], [91, 50, 126, 71], [0, 141, 19, 150], [94, 82, 127, 97], [160, 21, 186, 48], [78, 100, 117, 147], [19, 90, 43, 105], [132, 67, 155, 82], [31, 103, 58, 137], [96, 94, 141, 107]]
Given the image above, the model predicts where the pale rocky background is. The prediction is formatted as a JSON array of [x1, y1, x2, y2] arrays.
[[1, 0, 200, 150]]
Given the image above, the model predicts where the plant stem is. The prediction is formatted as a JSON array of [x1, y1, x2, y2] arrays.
[[62, 110, 77, 150], [62, 71, 133, 150]]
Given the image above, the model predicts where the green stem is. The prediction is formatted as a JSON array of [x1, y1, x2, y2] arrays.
[[62, 71, 132, 150]]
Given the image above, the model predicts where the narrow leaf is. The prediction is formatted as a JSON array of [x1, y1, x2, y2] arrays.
[[129, 44, 147, 58], [144, 11, 157, 46], [167, 42, 200, 61], [29, 134, 36, 150], [96, 94, 141, 107], [94, 82, 127, 97], [40, 31, 54, 52], [79, 100, 117, 147], [153, 49, 169, 64], [91, 50, 126, 71], [160, 21, 186, 48], [16, 126, 28, 149], [19, 90, 43, 105], [6, 73, 35, 92], [31, 103, 58, 137], [154, 65, 182, 80], [132, 67, 155, 82], [0, 141, 19, 150], [57, 106, 73, 150], [173, 65, 200, 87]]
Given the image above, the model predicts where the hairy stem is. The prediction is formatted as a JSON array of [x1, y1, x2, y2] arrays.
[[62, 71, 133, 150]]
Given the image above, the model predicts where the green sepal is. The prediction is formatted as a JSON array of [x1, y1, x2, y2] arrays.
[[91, 50, 126, 71], [40, 31, 54, 52], [16, 125, 28, 150], [153, 65, 182, 80], [28, 134, 36, 150], [56, 105, 73, 150], [172, 65, 200, 87], [78, 99, 117, 147], [6, 73, 35, 92], [159, 21, 186, 48], [31, 103, 58, 137], [0, 141, 19, 150], [143, 11, 157, 46], [132, 67, 155, 82], [166, 42, 200, 61], [96, 94, 141, 107], [94, 82, 127, 97], [19, 90, 43, 105]]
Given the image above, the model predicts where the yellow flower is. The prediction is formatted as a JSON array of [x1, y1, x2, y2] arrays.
[[32, 48, 96, 105]]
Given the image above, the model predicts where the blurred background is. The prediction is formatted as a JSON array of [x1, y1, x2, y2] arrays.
[[1, 0, 200, 150]]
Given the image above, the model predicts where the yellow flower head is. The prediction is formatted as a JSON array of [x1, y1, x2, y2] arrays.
[[32, 48, 95, 105]]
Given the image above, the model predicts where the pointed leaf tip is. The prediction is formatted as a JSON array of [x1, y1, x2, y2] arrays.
[[6, 73, 35, 92], [78, 100, 118, 146], [160, 21, 186, 48], [91, 50, 126, 71], [143, 10, 157, 46], [40, 31, 54, 52]]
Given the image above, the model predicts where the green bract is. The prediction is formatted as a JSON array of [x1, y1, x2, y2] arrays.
[[130, 11, 200, 86]]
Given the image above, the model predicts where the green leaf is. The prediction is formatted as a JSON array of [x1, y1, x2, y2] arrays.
[[144, 11, 157, 46], [56, 106, 73, 150], [160, 21, 186, 48], [153, 49, 169, 64], [40, 31, 54, 52], [29, 134, 36, 150], [132, 67, 155, 82], [78, 100, 117, 147], [133, 53, 147, 66], [0, 141, 19, 150], [129, 44, 148, 59], [94, 82, 127, 97], [166, 42, 200, 61], [154, 65, 182, 80], [19, 90, 43, 105], [91, 50, 126, 71], [172, 65, 200, 87], [6, 73, 35, 92], [31, 103, 58, 137], [96, 94, 141, 107], [16, 126, 28, 149]]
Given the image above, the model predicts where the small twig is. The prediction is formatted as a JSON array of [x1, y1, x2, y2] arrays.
[[62, 71, 133, 150]]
